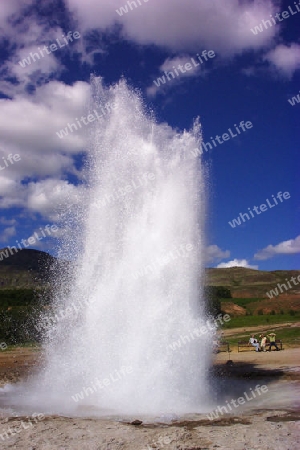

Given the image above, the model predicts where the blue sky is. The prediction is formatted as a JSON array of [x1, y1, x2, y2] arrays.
[[0, 0, 299, 271]]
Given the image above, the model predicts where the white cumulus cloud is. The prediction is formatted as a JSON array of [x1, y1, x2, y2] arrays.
[[66, 0, 277, 55], [147, 54, 206, 97], [216, 258, 258, 269], [0, 226, 17, 243], [264, 44, 300, 78], [205, 244, 230, 263], [0, 80, 91, 220], [254, 235, 300, 260]]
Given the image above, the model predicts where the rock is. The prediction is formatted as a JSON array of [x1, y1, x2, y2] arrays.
[[131, 419, 143, 425]]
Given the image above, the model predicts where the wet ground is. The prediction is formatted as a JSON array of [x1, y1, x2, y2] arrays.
[[0, 346, 299, 449]]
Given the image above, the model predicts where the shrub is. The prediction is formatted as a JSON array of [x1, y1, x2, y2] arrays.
[[203, 286, 224, 317], [0, 288, 51, 344], [258, 309, 264, 315], [0, 307, 43, 343]]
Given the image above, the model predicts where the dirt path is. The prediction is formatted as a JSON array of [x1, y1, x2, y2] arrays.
[[222, 321, 300, 338], [215, 346, 300, 375], [0, 347, 43, 387]]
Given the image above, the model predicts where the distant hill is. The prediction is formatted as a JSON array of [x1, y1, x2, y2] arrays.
[[0, 249, 299, 298], [0, 248, 57, 289], [205, 267, 300, 298]]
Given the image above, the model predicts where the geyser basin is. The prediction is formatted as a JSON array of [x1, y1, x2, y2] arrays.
[[8, 79, 215, 416]]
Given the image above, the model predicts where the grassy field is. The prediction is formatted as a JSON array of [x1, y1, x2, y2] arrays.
[[219, 310, 300, 347], [222, 312, 300, 329], [0, 342, 41, 351], [0, 281, 299, 346]]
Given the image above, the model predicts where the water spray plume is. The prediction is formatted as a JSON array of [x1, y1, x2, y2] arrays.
[[5, 78, 214, 417]]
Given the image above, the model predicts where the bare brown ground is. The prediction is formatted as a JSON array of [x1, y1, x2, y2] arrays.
[[0, 347, 43, 387], [0, 345, 299, 449]]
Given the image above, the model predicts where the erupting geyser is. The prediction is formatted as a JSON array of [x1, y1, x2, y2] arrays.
[[16, 78, 215, 416]]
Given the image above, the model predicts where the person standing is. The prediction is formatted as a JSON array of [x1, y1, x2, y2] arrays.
[[267, 332, 279, 351], [260, 334, 267, 352]]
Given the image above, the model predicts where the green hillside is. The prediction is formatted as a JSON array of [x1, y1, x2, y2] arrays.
[[205, 267, 300, 298], [0, 249, 299, 297], [0, 248, 62, 289], [0, 249, 299, 344]]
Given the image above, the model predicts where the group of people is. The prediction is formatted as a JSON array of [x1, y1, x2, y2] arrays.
[[249, 332, 280, 352]]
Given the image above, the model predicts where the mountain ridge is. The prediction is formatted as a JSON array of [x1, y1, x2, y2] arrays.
[[0, 248, 299, 297]]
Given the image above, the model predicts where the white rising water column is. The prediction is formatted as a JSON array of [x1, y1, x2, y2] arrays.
[[29, 77, 215, 417]]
